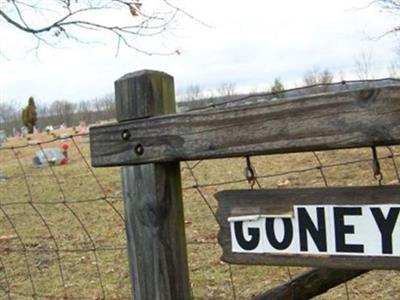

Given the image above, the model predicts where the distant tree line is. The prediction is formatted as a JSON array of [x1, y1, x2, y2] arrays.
[[0, 94, 116, 136], [2, 51, 395, 136]]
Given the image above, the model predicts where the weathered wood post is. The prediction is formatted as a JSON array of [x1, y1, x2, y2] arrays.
[[115, 70, 191, 300]]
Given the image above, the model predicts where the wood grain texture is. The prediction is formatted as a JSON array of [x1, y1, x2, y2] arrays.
[[215, 186, 400, 270], [90, 83, 400, 167], [114, 70, 175, 122], [177, 78, 400, 112], [252, 268, 367, 300], [122, 164, 190, 300], [116, 70, 191, 300]]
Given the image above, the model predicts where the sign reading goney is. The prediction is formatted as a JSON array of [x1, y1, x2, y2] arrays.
[[215, 186, 400, 270], [230, 205, 400, 255]]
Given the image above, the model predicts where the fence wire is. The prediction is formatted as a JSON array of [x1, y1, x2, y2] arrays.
[[181, 146, 400, 299], [0, 132, 129, 300], [1, 130, 400, 299]]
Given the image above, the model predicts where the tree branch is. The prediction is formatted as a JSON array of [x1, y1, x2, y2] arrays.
[[0, 0, 200, 55]]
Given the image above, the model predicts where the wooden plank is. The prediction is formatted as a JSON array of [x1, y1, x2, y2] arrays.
[[252, 268, 367, 300], [117, 70, 191, 300], [215, 186, 400, 270], [90, 82, 400, 166], [177, 78, 400, 112]]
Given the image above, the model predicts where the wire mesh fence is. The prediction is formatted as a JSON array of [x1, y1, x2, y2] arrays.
[[1, 129, 400, 299], [0, 131, 128, 299], [180, 146, 400, 299]]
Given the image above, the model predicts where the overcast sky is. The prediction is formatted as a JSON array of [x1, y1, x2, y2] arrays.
[[1, 0, 399, 106]]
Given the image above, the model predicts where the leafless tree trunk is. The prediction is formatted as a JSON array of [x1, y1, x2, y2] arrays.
[[184, 84, 203, 101], [217, 82, 236, 96], [0, 103, 21, 135], [303, 67, 334, 86], [49, 100, 76, 127], [354, 51, 375, 80]]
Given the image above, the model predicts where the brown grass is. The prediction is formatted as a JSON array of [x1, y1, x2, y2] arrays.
[[1, 131, 400, 299]]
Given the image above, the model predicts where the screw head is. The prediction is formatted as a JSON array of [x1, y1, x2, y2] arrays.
[[135, 144, 144, 156], [121, 130, 131, 141]]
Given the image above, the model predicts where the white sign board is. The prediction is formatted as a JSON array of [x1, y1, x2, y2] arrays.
[[230, 205, 400, 256], [216, 186, 400, 270]]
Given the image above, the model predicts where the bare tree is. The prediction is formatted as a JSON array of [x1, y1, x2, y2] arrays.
[[99, 93, 116, 119], [303, 68, 320, 86], [184, 84, 202, 101], [0, 103, 16, 124], [354, 51, 375, 80], [36, 102, 49, 118], [0, 0, 199, 54], [318, 69, 334, 84], [375, 1, 400, 37], [35, 101, 52, 130], [388, 60, 400, 78], [76, 100, 94, 124], [387, 46, 400, 78], [91, 93, 116, 121], [0, 102, 21, 135], [303, 67, 334, 86], [49, 100, 76, 127], [216, 82, 236, 96]]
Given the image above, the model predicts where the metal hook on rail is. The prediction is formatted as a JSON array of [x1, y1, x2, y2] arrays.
[[244, 156, 257, 189], [371, 146, 383, 186]]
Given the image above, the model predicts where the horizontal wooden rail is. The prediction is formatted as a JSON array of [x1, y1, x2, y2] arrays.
[[178, 78, 400, 112], [90, 82, 400, 167]]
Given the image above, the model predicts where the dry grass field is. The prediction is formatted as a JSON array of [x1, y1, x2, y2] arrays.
[[1, 130, 400, 299]]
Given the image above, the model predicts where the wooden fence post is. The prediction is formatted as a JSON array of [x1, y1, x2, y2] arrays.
[[116, 70, 191, 300]]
